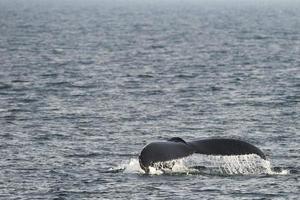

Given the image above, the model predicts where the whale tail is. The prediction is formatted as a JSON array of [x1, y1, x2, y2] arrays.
[[139, 137, 266, 172], [138, 138, 194, 172], [188, 138, 266, 159]]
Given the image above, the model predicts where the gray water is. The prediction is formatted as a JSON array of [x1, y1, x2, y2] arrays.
[[0, 0, 299, 199]]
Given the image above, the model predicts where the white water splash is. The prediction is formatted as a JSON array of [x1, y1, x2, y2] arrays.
[[183, 154, 289, 175], [113, 155, 289, 176], [109, 158, 145, 174], [183, 154, 287, 175]]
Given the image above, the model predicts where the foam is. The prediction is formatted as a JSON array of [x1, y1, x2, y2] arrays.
[[112, 154, 289, 176]]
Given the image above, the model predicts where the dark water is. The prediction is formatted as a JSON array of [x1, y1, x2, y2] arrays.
[[0, 0, 299, 199]]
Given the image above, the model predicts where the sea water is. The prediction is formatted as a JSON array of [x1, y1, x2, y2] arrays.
[[0, 0, 299, 199]]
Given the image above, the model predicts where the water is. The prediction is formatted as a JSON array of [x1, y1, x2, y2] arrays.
[[0, 0, 299, 199]]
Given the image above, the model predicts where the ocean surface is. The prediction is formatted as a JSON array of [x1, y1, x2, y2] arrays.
[[0, 0, 299, 199]]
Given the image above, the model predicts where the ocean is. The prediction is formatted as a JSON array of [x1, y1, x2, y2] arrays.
[[0, 0, 299, 199]]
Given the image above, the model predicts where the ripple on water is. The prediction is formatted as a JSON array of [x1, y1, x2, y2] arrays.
[[0, 1, 299, 199]]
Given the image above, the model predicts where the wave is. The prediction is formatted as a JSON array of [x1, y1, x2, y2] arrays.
[[109, 154, 290, 176]]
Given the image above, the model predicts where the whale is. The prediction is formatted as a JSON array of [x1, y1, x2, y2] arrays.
[[139, 137, 266, 173]]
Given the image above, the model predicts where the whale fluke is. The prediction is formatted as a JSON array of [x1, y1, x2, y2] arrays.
[[139, 137, 266, 173], [188, 138, 266, 159], [139, 139, 194, 172]]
